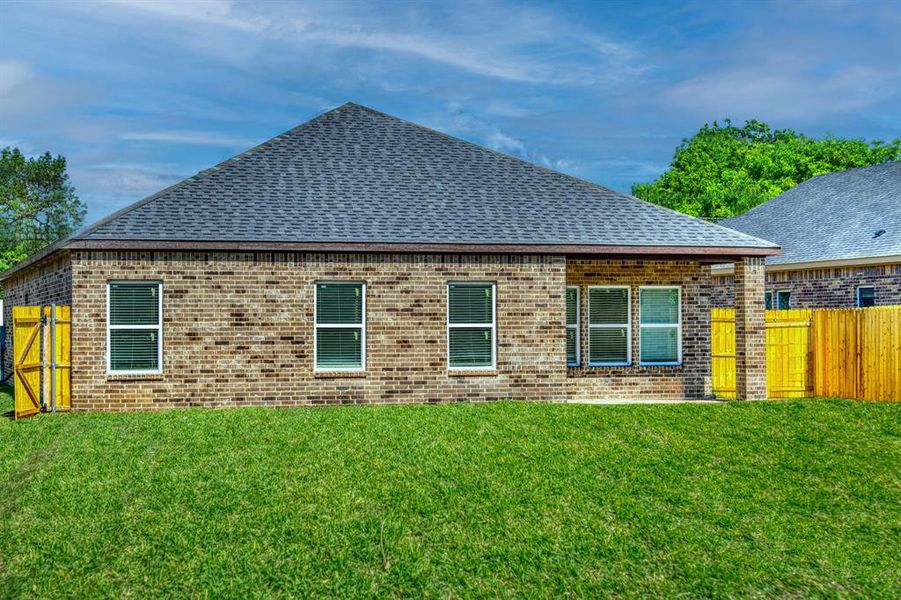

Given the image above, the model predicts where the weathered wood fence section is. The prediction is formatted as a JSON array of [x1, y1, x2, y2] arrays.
[[712, 306, 900, 402]]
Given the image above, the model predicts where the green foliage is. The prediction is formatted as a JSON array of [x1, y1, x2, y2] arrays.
[[0, 147, 86, 273], [1, 397, 899, 596], [632, 120, 901, 219]]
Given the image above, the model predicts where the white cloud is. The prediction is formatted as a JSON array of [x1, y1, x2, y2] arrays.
[[120, 130, 261, 147], [0, 59, 91, 121], [72, 166, 184, 196], [99, 0, 266, 32], [664, 63, 898, 120], [73, 1, 640, 86]]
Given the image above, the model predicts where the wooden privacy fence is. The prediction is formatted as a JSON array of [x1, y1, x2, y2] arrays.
[[712, 306, 901, 401], [12, 305, 71, 419]]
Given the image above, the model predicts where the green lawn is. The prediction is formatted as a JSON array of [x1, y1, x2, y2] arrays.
[[1, 388, 899, 598]]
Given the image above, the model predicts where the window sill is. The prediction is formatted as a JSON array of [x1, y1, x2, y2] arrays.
[[314, 371, 367, 379], [448, 370, 498, 377], [107, 373, 164, 382]]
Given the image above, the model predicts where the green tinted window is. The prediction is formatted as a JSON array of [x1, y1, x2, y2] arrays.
[[448, 283, 494, 368], [639, 287, 680, 364], [108, 282, 161, 373], [315, 283, 364, 370], [448, 284, 493, 324]]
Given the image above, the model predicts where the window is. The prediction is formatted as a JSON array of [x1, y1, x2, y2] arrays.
[[107, 281, 162, 374], [764, 291, 773, 310], [639, 286, 681, 365], [776, 290, 791, 310], [856, 285, 875, 308], [447, 282, 495, 370], [566, 286, 580, 366], [588, 286, 630, 366], [315, 282, 365, 371]]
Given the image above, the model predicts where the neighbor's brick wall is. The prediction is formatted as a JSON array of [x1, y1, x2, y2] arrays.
[[565, 260, 713, 401], [70, 251, 570, 410], [2, 252, 73, 375], [710, 262, 901, 308]]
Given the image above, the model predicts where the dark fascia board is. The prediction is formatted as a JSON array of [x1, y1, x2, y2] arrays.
[[1, 239, 780, 282]]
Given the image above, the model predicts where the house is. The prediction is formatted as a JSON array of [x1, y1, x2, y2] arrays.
[[0, 103, 778, 410], [710, 162, 901, 309]]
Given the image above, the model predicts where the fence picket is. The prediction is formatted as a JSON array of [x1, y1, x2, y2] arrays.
[[712, 306, 900, 402]]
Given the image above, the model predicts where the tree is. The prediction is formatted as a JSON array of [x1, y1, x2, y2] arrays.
[[631, 120, 901, 220], [0, 147, 86, 273]]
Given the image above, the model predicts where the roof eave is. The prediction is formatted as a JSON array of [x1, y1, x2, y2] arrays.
[[711, 253, 901, 275], [0, 239, 779, 282]]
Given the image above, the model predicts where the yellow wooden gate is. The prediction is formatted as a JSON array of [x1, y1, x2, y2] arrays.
[[13, 306, 43, 419], [711, 308, 736, 399], [711, 308, 813, 399], [765, 309, 813, 398], [12, 304, 72, 419]]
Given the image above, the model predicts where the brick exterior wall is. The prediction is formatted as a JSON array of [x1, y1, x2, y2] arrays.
[[69, 251, 570, 410], [710, 262, 901, 308], [565, 259, 713, 401], [2, 252, 73, 375], [733, 257, 767, 400], [2, 250, 726, 409]]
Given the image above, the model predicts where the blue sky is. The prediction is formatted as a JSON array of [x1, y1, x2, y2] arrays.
[[2, 0, 900, 222]]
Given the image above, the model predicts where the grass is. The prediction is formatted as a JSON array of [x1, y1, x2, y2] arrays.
[[0, 388, 899, 598]]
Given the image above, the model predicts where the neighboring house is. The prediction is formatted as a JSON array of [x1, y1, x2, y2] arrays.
[[0, 103, 778, 410], [711, 162, 901, 309]]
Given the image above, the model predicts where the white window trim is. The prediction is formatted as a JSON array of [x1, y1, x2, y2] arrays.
[[776, 289, 791, 310], [588, 285, 631, 367], [639, 285, 682, 366], [106, 281, 163, 375], [313, 281, 366, 372], [447, 282, 497, 371], [856, 285, 875, 308], [567, 286, 580, 367]]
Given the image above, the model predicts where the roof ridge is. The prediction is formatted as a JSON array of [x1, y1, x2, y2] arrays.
[[71, 102, 358, 241]]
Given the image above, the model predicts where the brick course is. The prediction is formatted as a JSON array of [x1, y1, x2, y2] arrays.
[[3, 251, 728, 409], [2, 252, 72, 375], [710, 262, 901, 308]]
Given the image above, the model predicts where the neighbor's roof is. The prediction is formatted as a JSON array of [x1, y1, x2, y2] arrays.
[[2, 102, 777, 280], [721, 162, 901, 266]]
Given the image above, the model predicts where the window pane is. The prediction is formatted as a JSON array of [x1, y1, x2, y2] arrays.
[[449, 327, 492, 367], [566, 328, 578, 365], [316, 283, 363, 324], [589, 288, 628, 325], [641, 327, 678, 363], [857, 287, 875, 308], [110, 329, 159, 371], [316, 328, 362, 369], [640, 288, 679, 324], [764, 292, 773, 310], [589, 327, 628, 364], [566, 288, 578, 326], [109, 283, 159, 325], [776, 291, 791, 310], [448, 284, 493, 324]]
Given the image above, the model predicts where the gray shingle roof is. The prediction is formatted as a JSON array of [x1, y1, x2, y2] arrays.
[[721, 162, 901, 265], [75, 103, 775, 250]]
